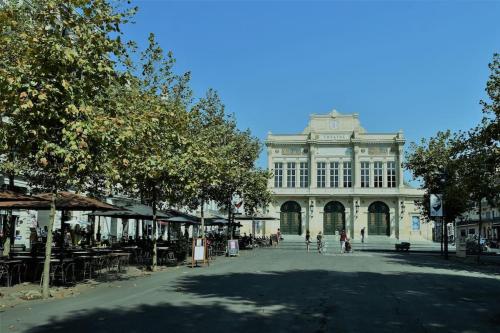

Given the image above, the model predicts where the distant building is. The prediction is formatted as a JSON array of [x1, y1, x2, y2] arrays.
[[455, 200, 499, 243], [265, 110, 426, 240]]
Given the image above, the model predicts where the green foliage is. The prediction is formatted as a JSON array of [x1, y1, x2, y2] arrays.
[[479, 53, 500, 147], [241, 169, 273, 216], [0, 0, 135, 192], [405, 53, 500, 222], [404, 131, 470, 222]]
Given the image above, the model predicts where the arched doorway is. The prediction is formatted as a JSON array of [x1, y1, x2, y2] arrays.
[[368, 201, 390, 236], [323, 201, 345, 235], [280, 201, 302, 235]]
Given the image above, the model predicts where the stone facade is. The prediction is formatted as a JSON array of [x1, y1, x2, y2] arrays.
[[265, 110, 426, 241]]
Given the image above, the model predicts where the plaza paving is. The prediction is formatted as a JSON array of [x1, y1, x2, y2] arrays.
[[1, 244, 500, 333]]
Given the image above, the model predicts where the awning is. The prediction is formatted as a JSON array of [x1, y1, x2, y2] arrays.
[[0, 191, 119, 211], [89, 202, 171, 220], [162, 215, 200, 225], [0, 190, 38, 202]]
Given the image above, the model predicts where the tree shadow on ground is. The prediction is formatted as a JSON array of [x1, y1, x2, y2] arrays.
[[22, 269, 500, 333]]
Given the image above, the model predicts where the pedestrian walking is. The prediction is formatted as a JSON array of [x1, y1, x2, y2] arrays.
[[340, 230, 347, 253], [361, 227, 365, 243], [305, 230, 311, 252], [317, 231, 323, 253], [277, 228, 281, 244]]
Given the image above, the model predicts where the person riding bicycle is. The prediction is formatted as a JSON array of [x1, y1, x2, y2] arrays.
[[317, 231, 324, 253]]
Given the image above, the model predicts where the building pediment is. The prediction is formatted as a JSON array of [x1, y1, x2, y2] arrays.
[[302, 109, 366, 135]]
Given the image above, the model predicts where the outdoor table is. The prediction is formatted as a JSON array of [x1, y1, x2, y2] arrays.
[[0, 259, 23, 287], [92, 248, 112, 252], [11, 251, 31, 256]]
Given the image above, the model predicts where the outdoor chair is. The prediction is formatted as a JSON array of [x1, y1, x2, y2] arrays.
[[75, 257, 92, 281], [63, 262, 76, 284], [91, 256, 107, 278], [10, 262, 26, 286], [117, 254, 130, 272], [0, 263, 10, 286], [165, 250, 176, 266], [107, 255, 120, 273]]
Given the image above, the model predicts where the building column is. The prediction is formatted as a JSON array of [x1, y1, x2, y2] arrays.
[[310, 145, 316, 189], [353, 146, 360, 188], [351, 197, 359, 239], [382, 160, 388, 188], [395, 197, 403, 240], [295, 161, 300, 188], [267, 144, 274, 189], [398, 145, 404, 188], [309, 197, 316, 234]]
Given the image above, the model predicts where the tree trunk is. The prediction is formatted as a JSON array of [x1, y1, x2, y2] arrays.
[[444, 217, 449, 260], [227, 198, 233, 239], [151, 190, 157, 270], [200, 198, 205, 262], [200, 198, 205, 239], [97, 216, 101, 242], [2, 211, 12, 257], [90, 214, 95, 246], [477, 200, 482, 263], [440, 218, 443, 256], [2, 174, 15, 257], [135, 219, 140, 240], [42, 192, 57, 299]]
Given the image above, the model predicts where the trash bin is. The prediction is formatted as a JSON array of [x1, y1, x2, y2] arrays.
[[456, 239, 466, 258]]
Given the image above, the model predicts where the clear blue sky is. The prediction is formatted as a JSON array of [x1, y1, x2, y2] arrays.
[[123, 0, 500, 176]]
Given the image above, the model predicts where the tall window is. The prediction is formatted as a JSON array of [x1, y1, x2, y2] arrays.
[[274, 162, 283, 188], [329, 162, 339, 188], [387, 161, 396, 188], [374, 162, 383, 188], [317, 162, 326, 188], [286, 162, 296, 188], [299, 162, 309, 188], [343, 162, 352, 188], [361, 162, 370, 188]]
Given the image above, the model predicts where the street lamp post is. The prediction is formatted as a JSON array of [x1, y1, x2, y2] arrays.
[[436, 167, 448, 259]]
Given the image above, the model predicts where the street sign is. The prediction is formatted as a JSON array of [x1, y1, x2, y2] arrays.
[[430, 194, 443, 217], [227, 239, 239, 256]]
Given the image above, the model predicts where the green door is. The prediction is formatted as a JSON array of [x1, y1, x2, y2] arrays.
[[324, 201, 345, 235], [368, 202, 390, 236], [280, 201, 302, 235]]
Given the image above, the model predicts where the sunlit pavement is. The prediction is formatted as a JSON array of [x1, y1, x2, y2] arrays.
[[1, 246, 500, 333]]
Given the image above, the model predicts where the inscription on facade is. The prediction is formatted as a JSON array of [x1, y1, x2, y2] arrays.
[[319, 134, 350, 141]]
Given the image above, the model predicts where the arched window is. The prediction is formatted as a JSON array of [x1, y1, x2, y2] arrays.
[[323, 201, 345, 235], [368, 201, 390, 236], [280, 201, 302, 235]]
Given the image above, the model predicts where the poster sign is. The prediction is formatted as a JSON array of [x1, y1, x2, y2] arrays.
[[227, 239, 239, 256], [194, 245, 205, 261], [412, 216, 420, 231], [430, 194, 443, 217]]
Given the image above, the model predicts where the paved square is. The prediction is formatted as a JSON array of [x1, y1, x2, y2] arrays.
[[1, 247, 499, 333]]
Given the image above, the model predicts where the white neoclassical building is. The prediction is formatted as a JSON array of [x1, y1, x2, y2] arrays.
[[265, 110, 426, 241]]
